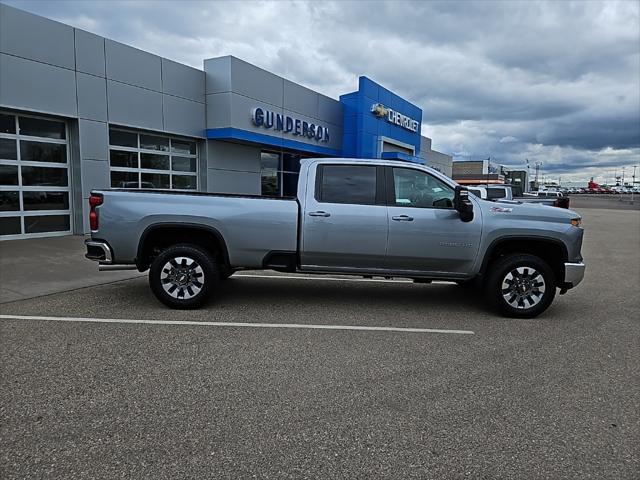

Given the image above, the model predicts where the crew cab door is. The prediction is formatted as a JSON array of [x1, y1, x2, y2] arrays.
[[385, 166, 482, 274], [300, 164, 388, 270]]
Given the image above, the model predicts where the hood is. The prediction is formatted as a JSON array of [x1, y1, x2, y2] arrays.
[[475, 198, 580, 223]]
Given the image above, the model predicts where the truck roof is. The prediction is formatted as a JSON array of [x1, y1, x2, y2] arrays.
[[301, 157, 455, 187]]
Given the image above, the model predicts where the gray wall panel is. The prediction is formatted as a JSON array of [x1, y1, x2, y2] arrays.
[[77, 73, 107, 122], [420, 135, 432, 154], [80, 158, 110, 232], [75, 29, 106, 77], [0, 53, 77, 117], [207, 140, 261, 173], [205, 93, 231, 129], [105, 40, 162, 91], [81, 158, 110, 200], [163, 95, 205, 138], [230, 57, 283, 106], [204, 56, 232, 94], [162, 58, 205, 103], [68, 121, 83, 234], [317, 94, 344, 126], [207, 168, 260, 195], [78, 119, 108, 161], [107, 80, 163, 131], [283, 80, 318, 118], [0, 4, 75, 69]]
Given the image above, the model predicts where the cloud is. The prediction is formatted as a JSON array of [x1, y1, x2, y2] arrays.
[[5, 0, 640, 182]]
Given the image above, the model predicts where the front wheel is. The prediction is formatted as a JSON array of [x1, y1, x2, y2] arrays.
[[486, 254, 556, 318], [149, 244, 218, 309]]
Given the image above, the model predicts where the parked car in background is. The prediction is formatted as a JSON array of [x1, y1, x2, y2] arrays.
[[467, 185, 513, 201], [469, 185, 570, 208], [525, 191, 564, 198]]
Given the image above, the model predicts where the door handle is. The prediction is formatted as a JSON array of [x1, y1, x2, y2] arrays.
[[392, 215, 414, 221], [308, 211, 331, 217]]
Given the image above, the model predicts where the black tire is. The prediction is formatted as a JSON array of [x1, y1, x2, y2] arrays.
[[149, 243, 218, 309], [485, 253, 556, 318]]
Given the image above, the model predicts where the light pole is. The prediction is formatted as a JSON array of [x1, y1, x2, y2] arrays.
[[631, 165, 637, 204], [534, 161, 542, 190]]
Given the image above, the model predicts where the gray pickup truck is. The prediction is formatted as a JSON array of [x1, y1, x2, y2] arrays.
[[86, 158, 585, 318]]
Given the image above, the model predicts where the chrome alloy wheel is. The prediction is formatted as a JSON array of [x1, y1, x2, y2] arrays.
[[160, 256, 205, 300], [501, 266, 546, 310]]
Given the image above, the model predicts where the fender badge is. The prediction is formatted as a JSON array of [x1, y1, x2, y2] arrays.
[[490, 206, 513, 213]]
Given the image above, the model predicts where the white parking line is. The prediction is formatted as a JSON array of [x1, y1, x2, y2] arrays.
[[234, 274, 453, 284], [0, 314, 474, 335]]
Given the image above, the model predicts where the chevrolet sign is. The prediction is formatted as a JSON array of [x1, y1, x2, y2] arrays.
[[371, 103, 419, 133]]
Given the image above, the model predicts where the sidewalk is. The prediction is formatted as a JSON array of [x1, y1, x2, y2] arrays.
[[0, 235, 144, 304]]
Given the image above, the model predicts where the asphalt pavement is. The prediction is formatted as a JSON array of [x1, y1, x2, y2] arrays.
[[568, 193, 640, 210], [1, 200, 638, 479]]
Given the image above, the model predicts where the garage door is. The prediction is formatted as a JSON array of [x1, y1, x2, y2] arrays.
[[0, 112, 72, 239]]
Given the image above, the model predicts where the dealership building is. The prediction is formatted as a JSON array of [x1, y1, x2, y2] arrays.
[[0, 4, 452, 240]]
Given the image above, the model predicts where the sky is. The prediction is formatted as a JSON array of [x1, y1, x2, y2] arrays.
[[6, 0, 640, 184]]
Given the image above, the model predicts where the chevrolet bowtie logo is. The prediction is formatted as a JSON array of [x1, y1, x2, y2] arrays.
[[370, 103, 388, 117]]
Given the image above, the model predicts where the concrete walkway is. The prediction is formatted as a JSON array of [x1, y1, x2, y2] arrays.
[[0, 235, 144, 303]]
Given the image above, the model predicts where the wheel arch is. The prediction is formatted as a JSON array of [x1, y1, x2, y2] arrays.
[[136, 222, 231, 272], [481, 236, 568, 284]]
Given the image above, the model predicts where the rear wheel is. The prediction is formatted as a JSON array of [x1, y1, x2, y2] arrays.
[[149, 244, 218, 309], [486, 253, 556, 318]]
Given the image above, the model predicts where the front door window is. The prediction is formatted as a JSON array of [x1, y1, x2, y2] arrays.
[[393, 167, 455, 209]]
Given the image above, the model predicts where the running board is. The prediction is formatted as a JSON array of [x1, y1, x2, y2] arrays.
[[98, 264, 138, 271]]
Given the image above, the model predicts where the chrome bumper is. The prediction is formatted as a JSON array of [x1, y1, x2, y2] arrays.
[[564, 262, 585, 288], [85, 240, 113, 263]]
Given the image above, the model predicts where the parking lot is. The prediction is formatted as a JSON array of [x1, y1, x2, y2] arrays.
[[1, 198, 639, 479]]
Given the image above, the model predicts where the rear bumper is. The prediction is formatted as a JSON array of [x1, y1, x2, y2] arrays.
[[85, 240, 113, 263], [563, 262, 585, 289]]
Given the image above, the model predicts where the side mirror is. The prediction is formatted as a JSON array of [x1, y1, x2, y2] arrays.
[[454, 186, 474, 222]]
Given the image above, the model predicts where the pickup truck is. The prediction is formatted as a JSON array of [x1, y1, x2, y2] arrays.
[[86, 158, 585, 318]]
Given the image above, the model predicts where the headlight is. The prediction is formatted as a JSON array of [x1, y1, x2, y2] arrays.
[[570, 218, 582, 227]]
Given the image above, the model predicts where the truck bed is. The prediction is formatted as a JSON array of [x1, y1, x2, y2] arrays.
[[92, 189, 299, 267]]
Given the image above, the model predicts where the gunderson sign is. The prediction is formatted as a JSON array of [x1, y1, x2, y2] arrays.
[[370, 103, 419, 133], [251, 108, 330, 142]]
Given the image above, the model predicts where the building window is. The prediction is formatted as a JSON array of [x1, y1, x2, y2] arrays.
[[260, 151, 310, 197], [0, 112, 71, 239], [108, 128, 198, 190], [260, 151, 281, 196]]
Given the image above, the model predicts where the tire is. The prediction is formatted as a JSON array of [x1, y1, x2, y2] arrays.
[[149, 243, 218, 309], [485, 253, 556, 318]]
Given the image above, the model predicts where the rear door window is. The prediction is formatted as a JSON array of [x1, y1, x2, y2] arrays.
[[317, 165, 377, 205]]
